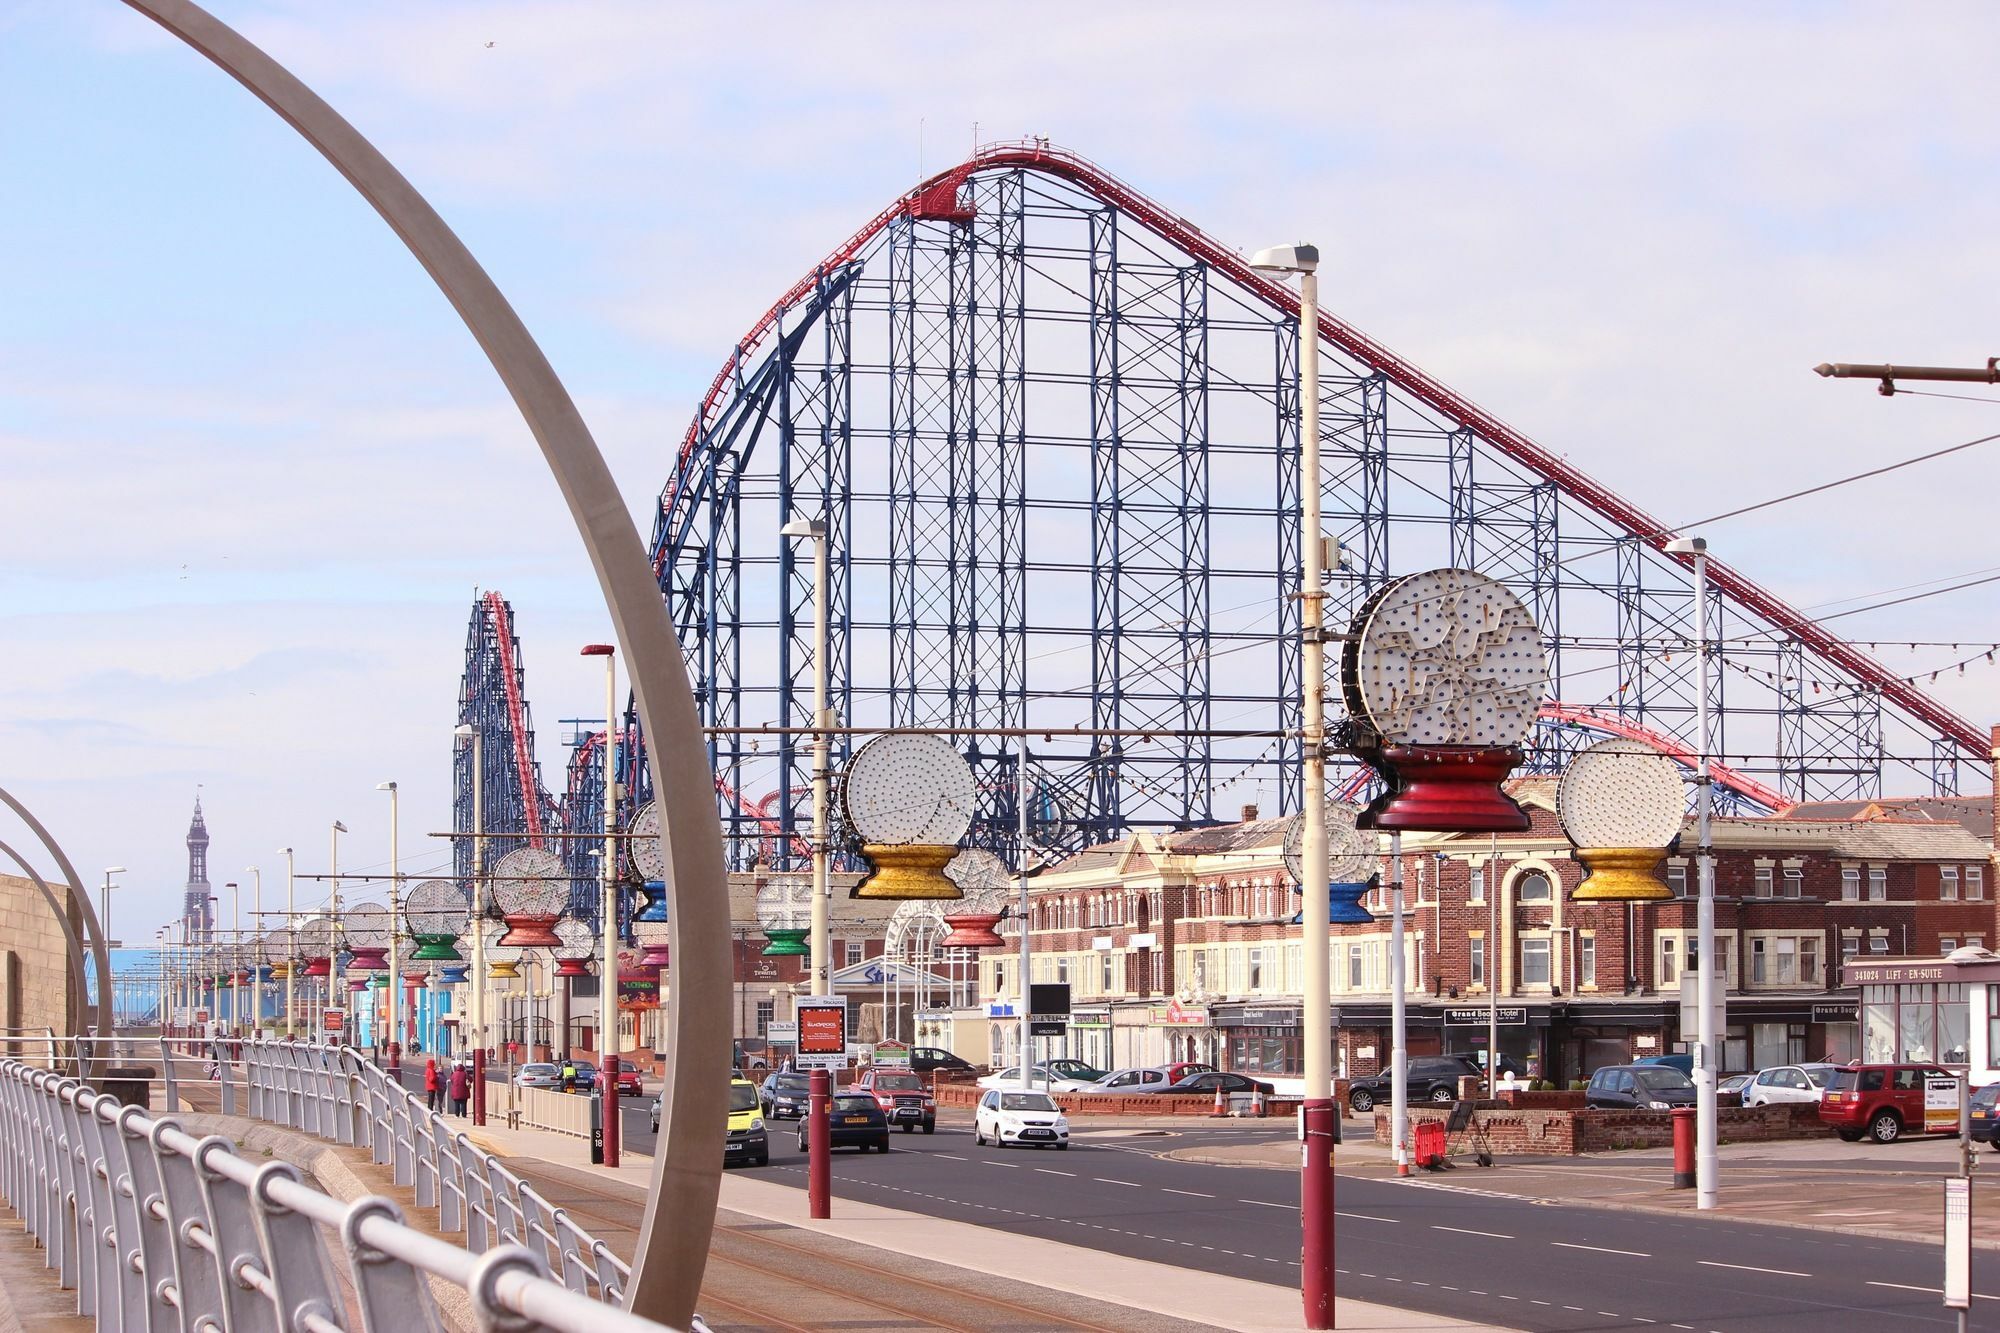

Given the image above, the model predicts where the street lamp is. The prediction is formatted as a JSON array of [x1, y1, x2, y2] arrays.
[[244, 866, 263, 1034], [1666, 534, 1719, 1210], [581, 642, 622, 1169], [376, 781, 404, 1071], [279, 848, 296, 1037], [455, 721, 490, 1125], [226, 880, 241, 1036], [331, 821, 347, 1040], [100, 867, 126, 947], [1250, 240, 1334, 1330]]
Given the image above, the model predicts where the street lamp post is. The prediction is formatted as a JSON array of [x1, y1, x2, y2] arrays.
[[1250, 240, 1334, 1329], [781, 514, 833, 1218], [376, 781, 403, 1072], [330, 821, 347, 1044], [456, 722, 489, 1126], [226, 881, 241, 1037], [1665, 536, 1719, 1209], [279, 848, 296, 1038], [582, 643, 622, 1169], [245, 866, 262, 1035], [101, 867, 126, 947]]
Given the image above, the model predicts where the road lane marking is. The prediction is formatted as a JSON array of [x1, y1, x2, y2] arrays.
[[1162, 1188, 1214, 1198], [934, 1153, 967, 1161], [1035, 1168, 1075, 1177], [1431, 1225, 1513, 1239], [1551, 1241, 1650, 1258], [1867, 1282, 1999, 1301], [1698, 1261, 1809, 1278], [981, 1161, 1018, 1169], [1239, 1199, 1292, 1209], [1092, 1177, 1140, 1187], [1335, 1211, 1398, 1223]]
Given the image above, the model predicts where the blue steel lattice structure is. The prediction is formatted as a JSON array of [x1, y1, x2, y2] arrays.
[[453, 593, 557, 889]]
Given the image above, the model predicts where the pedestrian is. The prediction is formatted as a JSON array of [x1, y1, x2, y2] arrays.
[[448, 1060, 470, 1116], [424, 1057, 443, 1114]]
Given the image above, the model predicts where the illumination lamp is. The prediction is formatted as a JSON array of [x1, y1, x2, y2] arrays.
[[261, 932, 290, 981], [343, 902, 393, 972], [483, 923, 524, 979], [939, 848, 1012, 947], [1285, 800, 1379, 924], [404, 878, 470, 961], [298, 918, 336, 978], [1559, 737, 1684, 901], [627, 800, 666, 883], [1342, 568, 1544, 832], [491, 847, 567, 947], [842, 733, 978, 899], [552, 917, 596, 977], [755, 874, 813, 957]]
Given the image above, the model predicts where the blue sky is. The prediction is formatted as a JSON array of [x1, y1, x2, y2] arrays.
[[6, 1, 2000, 938]]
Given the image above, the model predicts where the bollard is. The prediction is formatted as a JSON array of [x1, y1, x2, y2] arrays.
[[1671, 1105, 1696, 1189], [808, 1068, 831, 1219]]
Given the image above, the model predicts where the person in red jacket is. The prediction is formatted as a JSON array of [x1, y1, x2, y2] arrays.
[[424, 1058, 443, 1113], [448, 1061, 470, 1116]]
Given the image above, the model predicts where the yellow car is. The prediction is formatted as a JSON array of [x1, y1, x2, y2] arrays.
[[725, 1077, 769, 1167]]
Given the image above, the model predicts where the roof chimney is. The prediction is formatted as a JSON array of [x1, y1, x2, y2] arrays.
[[1241, 803, 1259, 823]]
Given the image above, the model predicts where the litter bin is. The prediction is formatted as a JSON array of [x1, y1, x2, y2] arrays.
[[99, 1066, 157, 1110]]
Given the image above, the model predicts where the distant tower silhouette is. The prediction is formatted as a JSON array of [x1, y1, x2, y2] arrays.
[[184, 797, 213, 942]]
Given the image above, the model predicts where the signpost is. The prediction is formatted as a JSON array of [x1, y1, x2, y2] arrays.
[[794, 995, 847, 1220], [872, 1039, 911, 1070], [766, 1021, 798, 1048], [1926, 1075, 1961, 1135], [1028, 982, 1070, 1037]]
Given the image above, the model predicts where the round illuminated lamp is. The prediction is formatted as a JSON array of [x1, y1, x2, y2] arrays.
[[939, 848, 1013, 948], [436, 961, 472, 986], [1558, 737, 1685, 901], [297, 918, 336, 978], [841, 733, 978, 899], [755, 874, 814, 957], [627, 800, 666, 883], [261, 932, 291, 980], [1283, 800, 1380, 925], [490, 847, 567, 947], [482, 923, 524, 979], [1341, 568, 1544, 832], [552, 917, 596, 978], [404, 879, 470, 961]]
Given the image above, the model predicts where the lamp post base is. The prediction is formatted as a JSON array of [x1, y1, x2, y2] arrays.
[[1301, 1096, 1336, 1328]]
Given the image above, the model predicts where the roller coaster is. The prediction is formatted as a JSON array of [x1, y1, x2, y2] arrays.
[[454, 142, 1984, 899]]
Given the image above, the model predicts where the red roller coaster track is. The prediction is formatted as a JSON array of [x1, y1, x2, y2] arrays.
[[670, 142, 1981, 764], [481, 591, 546, 848]]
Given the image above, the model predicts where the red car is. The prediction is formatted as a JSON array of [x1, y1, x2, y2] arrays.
[[615, 1059, 645, 1097], [1162, 1061, 1217, 1083], [1819, 1062, 1955, 1143], [852, 1068, 937, 1133]]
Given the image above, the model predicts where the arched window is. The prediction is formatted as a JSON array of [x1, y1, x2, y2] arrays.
[[1517, 870, 1553, 903]]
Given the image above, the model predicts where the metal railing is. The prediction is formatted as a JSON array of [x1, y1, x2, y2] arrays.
[[0, 1040, 676, 1332]]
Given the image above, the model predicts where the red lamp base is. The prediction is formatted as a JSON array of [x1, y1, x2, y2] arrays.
[[497, 913, 563, 948], [1359, 744, 1531, 834], [940, 912, 1005, 949]]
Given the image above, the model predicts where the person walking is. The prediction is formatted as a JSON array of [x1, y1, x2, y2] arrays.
[[424, 1057, 443, 1113], [448, 1060, 470, 1116]]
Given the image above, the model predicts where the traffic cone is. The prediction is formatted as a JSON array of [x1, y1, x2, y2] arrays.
[[1252, 1088, 1267, 1118], [1211, 1083, 1228, 1117]]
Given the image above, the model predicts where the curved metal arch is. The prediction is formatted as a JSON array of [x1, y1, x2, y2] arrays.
[[0, 790, 114, 1071], [117, 4, 726, 1323]]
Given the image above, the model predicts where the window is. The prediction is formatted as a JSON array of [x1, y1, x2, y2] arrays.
[[1517, 871, 1552, 903], [1868, 867, 1887, 901], [1347, 945, 1363, 990], [1970, 867, 1987, 901], [1469, 864, 1486, 903], [1660, 937, 1679, 986], [1247, 948, 1265, 991], [1101, 953, 1115, 994], [755, 1000, 773, 1036], [1782, 868, 1804, 899], [1801, 936, 1819, 982], [1580, 934, 1596, 988], [1520, 937, 1552, 987], [1943, 867, 1961, 901], [844, 941, 865, 968], [1755, 867, 1774, 896], [1055, 957, 1070, 985], [1869, 935, 1890, 954], [1971, 934, 1987, 949], [1667, 864, 1688, 897], [1941, 937, 1958, 955], [1468, 934, 1485, 987], [1842, 933, 1860, 958], [1841, 867, 1860, 901]]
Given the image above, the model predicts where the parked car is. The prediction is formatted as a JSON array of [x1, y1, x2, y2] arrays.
[[1971, 1083, 2000, 1149], [515, 1062, 559, 1089], [977, 1066, 1098, 1093], [725, 1077, 769, 1166], [852, 1068, 937, 1133], [1584, 1064, 1698, 1110], [1161, 1061, 1218, 1083], [760, 1070, 812, 1119], [911, 1047, 976, 1075], [1160, 1071, 1274, 1097], [1742, 1063, 1840, 1107], [974, 1088, 1070, 1149], [1045, 1058, 1107, 1084], [1090, 1066, 1176, 1095], [1718, 1073, 1754, 1097], [569, 1062, 598, 1092], [1346, 1056, 1483, 1114], [1820, 1063, 1956, 1143], [614, 1059, 645, 1097], [1634, 1053, 1694, 1077], [800, 1093, 889, 1154]]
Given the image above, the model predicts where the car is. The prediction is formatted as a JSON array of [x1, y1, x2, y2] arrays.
[[1346, 1056, 1482, 1114], [1970, 1083, 2000, 1148], [614, 1059, 645, 1097], [852, 1068, 937, 1133], [1820, 1063, 1956, 1143], [724, 1077, 769, 1166], [977, 1066, 1098, 1093], [1742, 1063, 1840, 1107], [1161, 1061, 1217, 1083], [1159, 1071, 1274, 1097], [1718, 1073, 1754, 1097], [569, 1062, 598, 1092], [1585, 1064, 1698, 1110], [1089, 1066, 1176, 1095], [910, 1047, 977, 1075], [1635, 1053, 1695, 1077], [800, 1093, 889, 1154], [974, 1088, 1070, 1149], [515, 1062, 559, 1089], [760, 1070, 812, 1119], [1044, 1058, 1107, 1084]]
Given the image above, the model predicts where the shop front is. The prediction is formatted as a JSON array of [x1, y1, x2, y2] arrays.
[[1845, 956, 1988, 1067], [1214, 1004, 1303, 1078], [1140, 1000, 1214, 1069], [1068, 1008, 1113, 1071]]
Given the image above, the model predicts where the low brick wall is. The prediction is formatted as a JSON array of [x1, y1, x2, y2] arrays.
[[936, 1079, 1298, 1118], [1374, 1102, 1824, 1154]]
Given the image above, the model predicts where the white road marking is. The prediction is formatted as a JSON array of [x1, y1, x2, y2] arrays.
[[1162, 1188, 1214, 1198], [1092, 1177, 1141, 1187], [1035, 1168, 1076, 1177], [1239, 1198, 1293, 1209], [1698, 1261, 1809, 1278], [1431, 1225, 1513, 1239], [981, 1161, 1018, 1169], [1866, 1281, 1999, 1301], [1551, 1241, 1650, 1258], [1335, 1211, 1398, 1223], [933, 1153, 967, 1161]]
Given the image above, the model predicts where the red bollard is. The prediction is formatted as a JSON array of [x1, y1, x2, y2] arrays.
[[1671, 1105, 1695, 1189], [1301, 1097, 1337, 1328], [808, 1068, 831, 1219], [601, 1051, 620, 1168], [472, 1047, 487, 1127]]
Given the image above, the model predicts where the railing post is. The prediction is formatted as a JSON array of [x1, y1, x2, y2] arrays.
[[71, 1090, 124, 1328], [194, 1135, 279, 1333], [248, 1160, 343, 1333], [48, 1075, 83, 1294], [340, 1195, 443, 1332], [435, 1124, 464, 1235], [150, 1120, 227, 1332], [157, 1037, 178, 1114], [114, 1104, 177, 1333]]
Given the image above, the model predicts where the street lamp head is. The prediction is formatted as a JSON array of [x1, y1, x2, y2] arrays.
[[1248, 243, 1319, 275], [105, 866, 126, 876], [1664, 536, 1707, 556], [779, 515, 829, 539], [376, 781, 397, 792], [332, 821, 348, 834], [580, 644, 615, 657]]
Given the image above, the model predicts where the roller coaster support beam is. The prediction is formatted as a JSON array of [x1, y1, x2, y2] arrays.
[[119, 4, 731, 1325]]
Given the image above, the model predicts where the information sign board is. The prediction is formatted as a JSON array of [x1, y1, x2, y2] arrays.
[[794, 996, 849, 1070], [1925, 1075, 1962, 1134], [1944, 1176, 1970, 1310], [766, 1021, 798, 1045], [872, 1040, 911, 1069], [1029, 982, 1071, 1037]]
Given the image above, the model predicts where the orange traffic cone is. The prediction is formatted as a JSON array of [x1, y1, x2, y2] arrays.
[[1211, 1083, 1229, 1117]]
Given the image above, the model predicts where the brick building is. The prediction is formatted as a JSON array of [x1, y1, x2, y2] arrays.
[[0, 871, 84, 1055], [976, 784, 1998, 1088]]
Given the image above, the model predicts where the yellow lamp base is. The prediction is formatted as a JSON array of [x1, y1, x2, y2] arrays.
[[487, 961, 522, 979], [853, 843, 964, 900], [1569, 846, 1674, 901]]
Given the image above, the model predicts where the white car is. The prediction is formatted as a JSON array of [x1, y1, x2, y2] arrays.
[[1088, 1066, 1173, 1094], [977, 1066, 1099, 1093], [974, 1088, 1070, 1149], [1743, 1063, 1839, 1107]]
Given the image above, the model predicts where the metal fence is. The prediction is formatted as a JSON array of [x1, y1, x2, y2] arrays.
[[0, 1038, 681, 1332]]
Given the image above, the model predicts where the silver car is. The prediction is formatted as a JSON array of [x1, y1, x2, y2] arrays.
[[1089, 1066, 1175, 1094], [515, 1062, 559, 1089]]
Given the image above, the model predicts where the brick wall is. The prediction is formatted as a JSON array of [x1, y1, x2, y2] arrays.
[[1374, 1102, 1825, 1154], [0, 872, 82, 1055]]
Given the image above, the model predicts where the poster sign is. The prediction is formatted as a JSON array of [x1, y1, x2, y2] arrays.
[[795, 996, 849, 1070], [1925, 1075, 1962, 1134], [1445, 1007, 1526, 1027], [1029, 982, 1071, 1037], [1944, 1176, 1970, 1309], [872, 1040, 912, 1069], [766, 1021, 798, 1045], [323, 1010, 345, 1033]]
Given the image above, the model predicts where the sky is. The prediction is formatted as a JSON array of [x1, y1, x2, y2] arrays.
[[5, 1, 2000, 941]]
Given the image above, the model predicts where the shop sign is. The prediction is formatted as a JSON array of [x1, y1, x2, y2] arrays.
[[1445, 1007, 1526, 1026], [872, 1040, 911, 1069], [1070, 1011, 1111, 1029], [323, 1010, 344, 1032], [986, 1002, 1016, 1018], [1129, 932, 1157, 948], [1810, 1002, 1858, 1023], [1220, 1006, 1300, 1027], [766, 1022, 797, 1045], [1149, 1000, 1210, 1026]]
